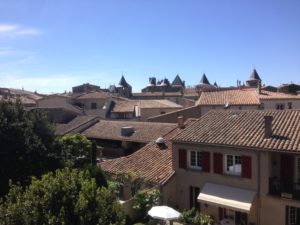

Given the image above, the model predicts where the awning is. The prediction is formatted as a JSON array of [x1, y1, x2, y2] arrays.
[[197, 183, 256, 213]]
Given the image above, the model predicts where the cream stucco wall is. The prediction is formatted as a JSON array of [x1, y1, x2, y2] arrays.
[[261, 99, 300, 110], [172, 142, 259, 224], [200, 105, 259, 116]]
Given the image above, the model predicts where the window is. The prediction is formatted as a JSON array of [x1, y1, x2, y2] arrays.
[[276, 103, 285, 110], [91, 102, 97, 109], [189, 150, 202, 169], [219, 208, 247, 224], [288, 102, 293, 109], [289, 206, 297, 225], [225, 154, 241, 175]]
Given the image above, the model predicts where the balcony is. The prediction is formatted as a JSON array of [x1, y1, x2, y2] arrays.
[[269, 177, 300, 200]]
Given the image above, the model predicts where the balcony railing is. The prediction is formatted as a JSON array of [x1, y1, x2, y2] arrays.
[[269, 177, 300, 200]]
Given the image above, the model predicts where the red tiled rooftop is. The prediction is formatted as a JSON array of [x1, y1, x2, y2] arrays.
[[173, 110, 300, 152], [83, 120, 177, 143]]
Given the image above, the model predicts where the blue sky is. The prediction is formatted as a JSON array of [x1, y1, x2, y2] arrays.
[[0, 0, 299, 93]]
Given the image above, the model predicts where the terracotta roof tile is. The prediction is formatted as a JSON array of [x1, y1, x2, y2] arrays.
[[77, 91, 110, 100], [55, 115, 99, 135], [99, 120, 196, 185], [112, 99, 183, 113], [173, 110, 300, 152], [197, 88, 260, 106], [259, 90, 300, 100], [83, 120, 177, 143]]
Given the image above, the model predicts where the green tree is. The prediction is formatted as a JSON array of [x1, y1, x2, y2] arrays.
[[57, 133, 93, 168], [0, 168, 125, 225], [0, 100, 61, 196]]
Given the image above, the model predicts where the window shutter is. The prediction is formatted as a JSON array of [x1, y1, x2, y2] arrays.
[[202, 151, 210, 172], [241, 156, 252, 179], [214, 152, 223, 174], [179, 149, 187, 169]]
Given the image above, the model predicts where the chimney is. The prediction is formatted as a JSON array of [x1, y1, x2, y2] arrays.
[[177, 116, 184, 129], [264, 116, 273, 138], [257, 80, 261, 94]]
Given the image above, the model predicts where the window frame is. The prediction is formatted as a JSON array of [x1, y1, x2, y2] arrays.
[[225, 154, 241, 176], [288, 206, 297, 225], [188, 150, 202, 170]]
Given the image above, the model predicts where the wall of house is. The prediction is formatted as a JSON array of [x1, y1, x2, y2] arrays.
[[140, 107, 183, 121], [200, 105, 259, 116], [259, 151, 300, 225], [262, 99, 300, 110], [147, 105, 202, 123], [160, 175, 177, 208], [77, 98, 107, 110], [172, 142, 259, 224]]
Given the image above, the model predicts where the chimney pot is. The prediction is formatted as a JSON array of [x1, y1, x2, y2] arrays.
[[177, 116, 184, 129], [264, 116, 273, 138]]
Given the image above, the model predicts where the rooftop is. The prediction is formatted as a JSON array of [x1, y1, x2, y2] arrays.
[[83, 120, 177, 143], [55, 115, 100, 135], [76, 91, 110, 100], [197, 88, 300, 106], [173, 110, 300, 152], [100, 119, 197, 185]]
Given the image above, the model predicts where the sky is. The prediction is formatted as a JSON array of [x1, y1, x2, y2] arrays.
[[0, 0, 299, 94]]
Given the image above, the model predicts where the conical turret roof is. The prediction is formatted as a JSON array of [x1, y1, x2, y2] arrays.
[[248, 69, 261, 81], [200, 73, 210, 85], [118, 75, 131, 88], [172, 74, 184, 86]]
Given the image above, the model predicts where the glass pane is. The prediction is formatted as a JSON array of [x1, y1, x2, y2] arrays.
[[197, 152, 202, 167], [190, 151, 195, 166]]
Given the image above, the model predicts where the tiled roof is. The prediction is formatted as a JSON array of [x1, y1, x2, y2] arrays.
[[77, 91, 110, 100], [173, 110, 300, 152], [132, 92, 182, 97], [100, 119, 197, 185], [83, 120, 177, 143], [197, 88, 300, 106], [183, 87, 199, 97], [37, 96, 82, 114], [99, 139, 175, 185], [111, 99, 183, 113], [259, 90, 300, 100], [55, 115, 99, 135], [111, 100, 135, 113], [197, 88, 260, 106], [139, 100, 183, 109]]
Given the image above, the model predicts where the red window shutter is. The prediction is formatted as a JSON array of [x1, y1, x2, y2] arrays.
[[202, 151, 210, 172], [241, 156, 252, 179], [179, 149, 187, 169], [214, 152, 223, 174]]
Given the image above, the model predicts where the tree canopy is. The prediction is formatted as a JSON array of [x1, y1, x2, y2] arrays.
[[0, 100, 61, 196], [0, 168, 125, 225], [57, 133, 93, 168]]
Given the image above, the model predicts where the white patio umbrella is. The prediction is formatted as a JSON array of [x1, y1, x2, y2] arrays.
[[148, 205, 181, 220]]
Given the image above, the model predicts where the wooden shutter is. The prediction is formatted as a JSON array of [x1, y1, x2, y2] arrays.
[[179, 149, 187, 169], [214, 152, 223, 174], [202, 151, 210, 172], [241, 156, 252, 179]]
